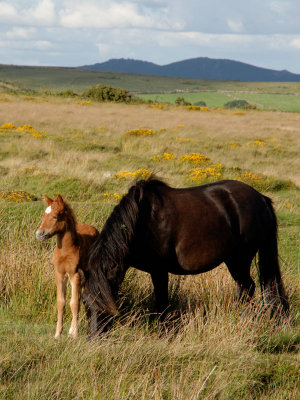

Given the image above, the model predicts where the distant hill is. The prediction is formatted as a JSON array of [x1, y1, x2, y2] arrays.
[[78, 57, 300, 82]]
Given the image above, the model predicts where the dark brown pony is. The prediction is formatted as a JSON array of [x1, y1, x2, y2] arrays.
[[83, 179, 289, 336], [36, 195, 99, 338]]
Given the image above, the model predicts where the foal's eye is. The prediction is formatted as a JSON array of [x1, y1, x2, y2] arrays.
[[53, 216, 57, 220]]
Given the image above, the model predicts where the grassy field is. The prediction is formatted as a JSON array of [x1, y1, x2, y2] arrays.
[[0, 91, 299, 399]]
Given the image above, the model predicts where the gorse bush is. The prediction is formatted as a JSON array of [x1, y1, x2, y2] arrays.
[[57, 90, 78, 98], [83, 84, 133, 103], [175, 97, 191, 106], [194, 100, 207, 106], [224, 99, 257, 109]]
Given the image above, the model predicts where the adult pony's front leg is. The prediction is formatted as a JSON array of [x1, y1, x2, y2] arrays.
[[82, 287, 102, 338], [54, 270, 67, 338], [69, 272, 81, 338], [151, 271, 169, 317]]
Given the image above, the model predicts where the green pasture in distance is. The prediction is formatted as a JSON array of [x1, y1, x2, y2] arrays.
[[230, 92, 300, 112], [138, 92, 300, 111], [138, 92, 232, 107]]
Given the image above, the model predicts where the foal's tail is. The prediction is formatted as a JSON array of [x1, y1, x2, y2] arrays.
[[258, 197, 289, 319]]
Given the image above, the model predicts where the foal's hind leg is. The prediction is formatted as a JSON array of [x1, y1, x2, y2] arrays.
[[69, 272, 81, 338], [225, 253, 255, 302]]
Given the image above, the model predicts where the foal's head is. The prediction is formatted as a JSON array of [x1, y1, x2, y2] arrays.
[[36, 195, 74, 241]]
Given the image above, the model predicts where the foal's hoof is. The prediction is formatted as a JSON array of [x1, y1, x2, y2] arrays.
[[68, 327, 78, 338]]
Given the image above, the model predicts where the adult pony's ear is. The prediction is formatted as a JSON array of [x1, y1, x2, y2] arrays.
[[44, 195, 53, 205]]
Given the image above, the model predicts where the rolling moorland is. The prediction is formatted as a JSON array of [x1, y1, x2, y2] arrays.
[[1, 64, 300, 112], [0, 71, 299, 399]]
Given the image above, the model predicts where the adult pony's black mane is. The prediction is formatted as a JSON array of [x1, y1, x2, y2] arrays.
[[87, 178, 168, 314]]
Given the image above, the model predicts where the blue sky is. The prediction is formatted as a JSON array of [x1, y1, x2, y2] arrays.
[[1, 0, 300, 72]]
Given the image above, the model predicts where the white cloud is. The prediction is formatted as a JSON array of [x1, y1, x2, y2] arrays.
[[290, 37, 300, 49], [158, 31, 255, 47], [96, 42, 110, 56], [0, 39, 52, 50], [33, 40, 53, 50], [59, 2, 172, 29], [0, 0, 56, 26], [0, 2, 17, 19], [227, 19, 244, 33], [6, 27, 36, 40], [28, 0, 56, 24]]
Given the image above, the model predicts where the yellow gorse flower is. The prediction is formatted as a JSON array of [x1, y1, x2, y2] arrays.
[[0, 123, 16, 130], [125, 128, 155, 136], [237, 171, 270, 186], [151, 152, 176, 162], [19, 165, 36, 174], [229, 141, 239, 147], [188, 164, 223, 183], [16, 125, 35, 132], [186, 106, 209, 111], [246, 140, 266, 148], [151, 104, 166, 110], [180, 153, 211, 165], [29, 132, 44, 138], [74, 101, 92, 105], [102, 192, 123, 202], [0, 190, 36, 202], [114, 169, 152, 180]]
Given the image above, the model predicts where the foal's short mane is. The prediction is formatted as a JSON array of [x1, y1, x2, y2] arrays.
[[87, 178, 168, 314], [61, 201, 78, 242]]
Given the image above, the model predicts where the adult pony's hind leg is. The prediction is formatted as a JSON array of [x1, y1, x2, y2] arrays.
[[225, 253, 256, 302], [55, 270, 67, 338]]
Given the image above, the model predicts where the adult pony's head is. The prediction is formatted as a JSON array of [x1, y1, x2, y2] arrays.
[[36, 195, 77, 241], [83, 179, 157, 319]]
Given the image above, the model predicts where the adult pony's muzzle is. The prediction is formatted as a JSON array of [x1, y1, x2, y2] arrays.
[[35, 229, 51, 241]]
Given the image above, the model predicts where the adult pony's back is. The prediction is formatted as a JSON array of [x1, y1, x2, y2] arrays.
[[84, 179, 289, 335]]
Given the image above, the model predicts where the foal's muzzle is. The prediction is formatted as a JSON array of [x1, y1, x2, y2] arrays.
[[35, 230, 51, 241]]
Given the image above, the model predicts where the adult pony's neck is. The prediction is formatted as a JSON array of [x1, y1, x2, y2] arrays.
[[86, 178, 167, 315]]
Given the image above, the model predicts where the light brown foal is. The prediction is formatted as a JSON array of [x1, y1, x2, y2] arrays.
[[36, 195, 99, 338]]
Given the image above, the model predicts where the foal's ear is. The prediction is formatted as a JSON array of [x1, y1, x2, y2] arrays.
[[44, 195, 53, 205], [55, 194, 64, 207]]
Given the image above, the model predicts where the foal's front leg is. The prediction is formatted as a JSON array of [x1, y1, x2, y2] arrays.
[[69, 272, 81, 338], [55, 270, 67, 338]]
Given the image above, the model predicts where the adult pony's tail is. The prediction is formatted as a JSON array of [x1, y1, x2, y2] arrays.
[[258, 196, 289, 319]]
